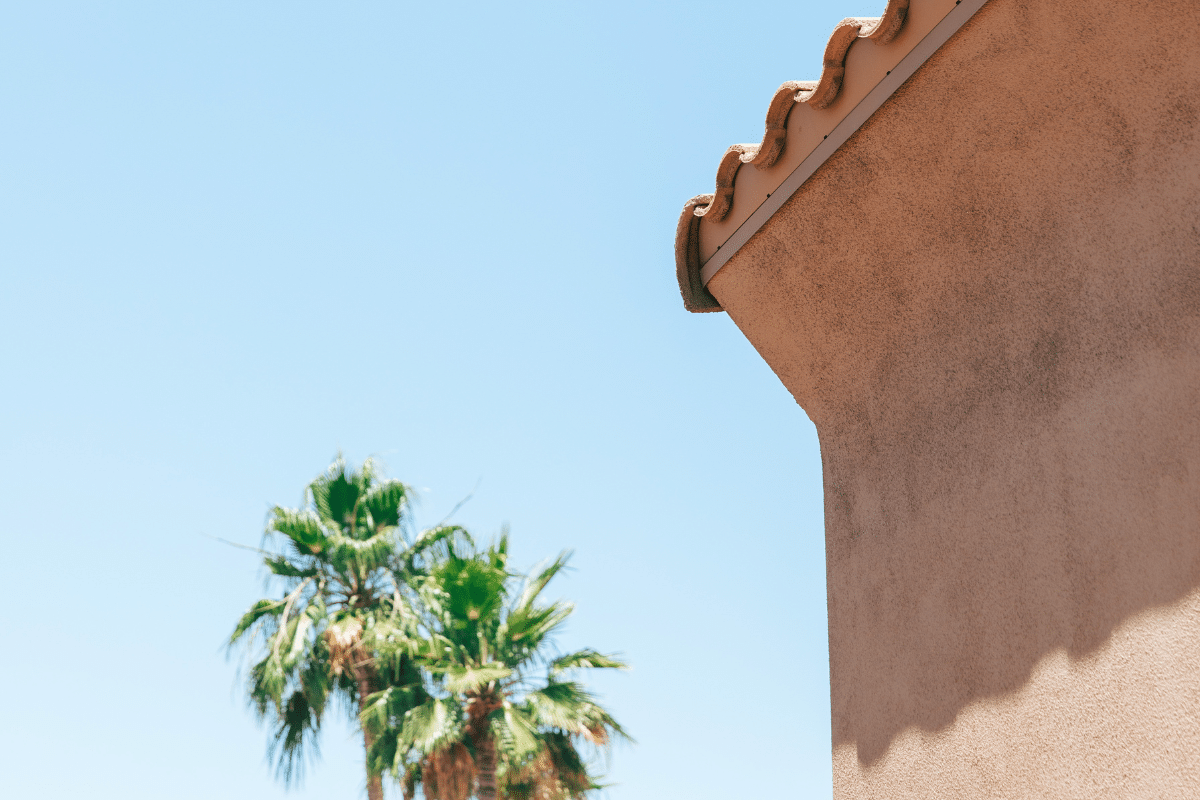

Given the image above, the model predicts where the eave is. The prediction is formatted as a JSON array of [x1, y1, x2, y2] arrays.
[[676, 0, 990, 312]]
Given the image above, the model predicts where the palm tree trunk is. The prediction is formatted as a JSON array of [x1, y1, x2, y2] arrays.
[[473, 733, 498, 800], [356, 670, 384, 800], [362, 725, 384, 800]]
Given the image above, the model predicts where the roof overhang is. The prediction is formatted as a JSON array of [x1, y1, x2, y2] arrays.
[[676, 0, 991, 312]]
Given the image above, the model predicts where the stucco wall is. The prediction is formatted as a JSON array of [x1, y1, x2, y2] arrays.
[[703, 0, 1200, 796]]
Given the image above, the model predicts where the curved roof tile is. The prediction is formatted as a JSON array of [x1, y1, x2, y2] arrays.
[[677, 0, 911, 312]]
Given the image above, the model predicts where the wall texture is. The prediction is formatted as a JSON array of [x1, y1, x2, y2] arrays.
[[703, 0, 1200, 796]]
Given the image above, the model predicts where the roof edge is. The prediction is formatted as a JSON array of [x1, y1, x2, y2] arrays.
[[676, 193, 723, 312], [694, 2, 911, 223], [677, 0, 989, 313]]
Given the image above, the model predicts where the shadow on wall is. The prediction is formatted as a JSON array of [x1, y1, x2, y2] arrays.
[[820, 330, 1200, 765]]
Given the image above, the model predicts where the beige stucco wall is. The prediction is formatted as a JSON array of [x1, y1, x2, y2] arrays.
[[703, 0, 1200, 796]]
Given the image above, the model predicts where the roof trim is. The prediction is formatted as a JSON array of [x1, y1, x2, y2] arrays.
[[677, 0, 991, 313]]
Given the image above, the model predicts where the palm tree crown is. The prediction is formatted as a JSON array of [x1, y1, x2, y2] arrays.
[[363, 536, 630, 800], [229, 456, 459, 800]]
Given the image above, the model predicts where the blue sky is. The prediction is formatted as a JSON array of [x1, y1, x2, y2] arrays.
[[1, 2, 875, 798]]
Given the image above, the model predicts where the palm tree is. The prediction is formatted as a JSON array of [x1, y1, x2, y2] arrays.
[[362, 536, 630, 800], [229, 455, 461, 800]]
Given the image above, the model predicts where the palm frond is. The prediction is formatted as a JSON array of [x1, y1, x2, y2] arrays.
[[303, 594, 327, 624], [364, 614, 417, 660], [400, 697, 467, 755], [249, 650, 288, 715], [309, 454, 376, 535], [229, 598, 286, 646], [264, 555, 319, 579], [359, 686, 398, 735], [399, 524, 469, 574], [443, 663, 513, 695], [267, 689, 322, 785], [268, 507, 329, 554], [435, 556, 508, 629], [368, 724, 401, 779], [362, 478, 411, 531], [526, 682, 633, 746], [502, 601, 573, 660], [270, 577, 314, 661], [516, 550, 572, 612], [525, 682, 593, 732], [299, 654, 332, 722], [496, 703, 541, 762], [489, 529, 510, 572], [548, 649, 628, 677], [326, 528, 400, 577], [284, 614, 313, 668], [541, 732, 598, 799]]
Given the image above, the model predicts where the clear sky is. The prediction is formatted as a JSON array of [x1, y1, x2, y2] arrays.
[[1, 2, 878, 798]]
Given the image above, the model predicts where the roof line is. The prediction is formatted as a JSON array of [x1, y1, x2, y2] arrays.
[[677, 0, 991, 313]]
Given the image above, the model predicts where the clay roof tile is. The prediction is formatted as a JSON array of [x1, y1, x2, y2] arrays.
[[677, 0, 986, 313]]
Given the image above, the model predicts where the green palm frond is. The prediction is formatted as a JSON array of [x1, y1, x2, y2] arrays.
[[548, 649, 628, 677], [400, 697, 467, 754], [249, 650, 288, 714], [358, 668, 424, 728], [442, 663, 513, 694], [364, 615, 417, 659], [526, 680, 632, 745], [516, 550, 571, 612], [229, 598, 286, 645], [367, 729, 400, 777], [284, 614, 313, 668], [496, 703, 542, 762], [368, 725, 401, 778], [362, 478, 411, 531], [398, 524, 470, 575], [377, 650, 426, 702], [360, 686, 400, 736], [326, 527, 399, 576], [309, 455, 351, 523], [362, 668, 430, 774], [264, 555, 319, 579], [304, 594, 327, 624], [411, 631, 462, 671], [309, 454, 381, 535], [541, 732, 598, 799], [489, 530, 510, 572], [502, 600, 573, 659], [524, 682, 595, 732], [435, 555, 508, 629], [268, 689, 322, 784], [268, 507, 328, 554], [299, 654, 332, 721]]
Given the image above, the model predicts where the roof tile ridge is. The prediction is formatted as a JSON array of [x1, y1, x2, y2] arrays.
[[693, 0, 910, 224], [675, 0, 910, 312]]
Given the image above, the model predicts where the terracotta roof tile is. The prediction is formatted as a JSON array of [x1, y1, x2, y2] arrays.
[[676, 0, 920, 312]]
